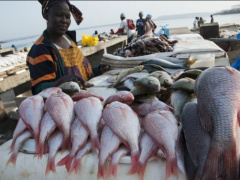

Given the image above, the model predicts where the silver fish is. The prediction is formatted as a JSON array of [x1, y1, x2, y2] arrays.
[[170, 77, 195, 93]]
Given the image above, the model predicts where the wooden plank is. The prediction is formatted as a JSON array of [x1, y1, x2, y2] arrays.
[[0, 70, 30, 93]]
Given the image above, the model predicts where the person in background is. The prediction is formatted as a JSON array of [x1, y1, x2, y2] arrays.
[[11, 44, 18, 52], [193, 17, 199, 28], [136, 11, 145, 37], [27, 0, 110, 95], [115, 13, 135, 44], [144, 14, 156, 36], [93, 30, 98, 36], [0, 44, 2, 50], [210, 15, 214, 23], [198, 17, 204, 28], [110, 29, 115, 35]]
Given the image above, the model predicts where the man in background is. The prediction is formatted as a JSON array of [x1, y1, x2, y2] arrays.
[[210, 15, 214, 23], [136, 11, 145, 37], [115, 13, 135, 44]]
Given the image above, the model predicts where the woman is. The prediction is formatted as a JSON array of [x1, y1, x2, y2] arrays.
[[144, 14, 156, 36], [27, 0, 110, 95]]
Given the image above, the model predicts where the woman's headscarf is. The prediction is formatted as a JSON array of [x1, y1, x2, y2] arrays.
[[38, 0, 83, 25], [146, 14, 152, 19]]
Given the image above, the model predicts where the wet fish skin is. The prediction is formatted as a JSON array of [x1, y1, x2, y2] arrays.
[[98, 125, 121, 179], [57, 117, 89, 172], [7, 130, 32, 166], [18, 94, 44, 150], [123, 78, 135, 90], [69, 141, 92, 174], [134, 94, 158, 103], [195, 66, 240, 179], [143, 64, 167, 73], [170, 77, 195, 93], [10, 118, 27, 152], [159, 57, 186, 65], [181, 102, 211, 179], [112, 65, 144, 87], [170, 90, 191, 119], [130, 86, 154, 96], [143, 111, 179, 180], [149, 71, 173, 87], [176, 69, 202, 80], [46, 92, 75, 150], [39, 87, 62, 99], [132, 100, 173, 117], [71, 90, 104, 101], [107, 146, 129, 177], [38, 112, 57, 158], [140, 59, 184, 69], [74, 97, 103, 151], [157, 110, 178, 125], [134, 76, 161, 92], [103, 101, 140, 168], [104, 91, 134, 107], [45, 130, 63, 175], [129, 133, 159, 180], [120, 72, 149, 82]]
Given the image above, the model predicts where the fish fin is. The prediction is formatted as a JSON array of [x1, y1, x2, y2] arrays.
[[137, 163, 147, 180], [9, 141, 15, 152], [131, 149, 140, 171], [6, 153, 17, 166], [165, 156, 178, 180], [66, 156, 74, 172], [225, 66, 236, 74], [69, 158, 81, 174], [91, 136, 100, 152], [97, 164, 105, 179], [197, 105, 212, 132], [45, 158, 56, 175], [128, 160, 140, 175], [57, 154, 69, 166], [106, 161, 114, 177]]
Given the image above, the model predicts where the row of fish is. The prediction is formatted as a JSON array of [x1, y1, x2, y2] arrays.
[[8, 87, 184, 180], [113, 35, 178, 57]]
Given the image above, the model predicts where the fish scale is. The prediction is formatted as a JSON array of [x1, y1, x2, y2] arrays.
[[195, 67, 240, 179]]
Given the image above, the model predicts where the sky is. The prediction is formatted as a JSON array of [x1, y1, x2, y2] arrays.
[[0, 1, 239, 41]]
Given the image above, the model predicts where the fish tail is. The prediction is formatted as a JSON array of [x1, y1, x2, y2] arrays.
[[108, 161, 119, 177], [97, 164, 105, 179], [106, 161, 113, 177], [165, 156, 178, 180], [66, 156, 74, 172], [137, 163, 147, 180], [37, 141, 44, 159], [6, 153, 17, 166], [70, 158, 81, 174], [128, 160, 139, 175], [9, 140, 15, 153], [131, 149, 140, 169], [57, 154, 69, 166], [45, 158, 56, 175], [91, 135, 100, 152]]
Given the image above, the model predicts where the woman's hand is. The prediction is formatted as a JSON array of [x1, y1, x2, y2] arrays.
[[53, 75, 93, 89], [99, 64, 111, 75]]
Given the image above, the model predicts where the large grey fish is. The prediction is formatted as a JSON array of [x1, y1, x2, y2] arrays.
[[134, 94, 158, 103], [170, 90, 191, 119], [170, 77, 195, 93], [45, 130, 63, 175], [97, 125, 121, 179], [130, 86, 154, 96], [103, 102, 140, 169], [149, 71, 173, 87], [129, 133, 159, 180], [134, 76, 161, 92], [140, 59, 184, 69], [143, 111, 179, 180], [176, 69, 202, 80], [195, 66, 240, 179], [181, 102, 211, 179]]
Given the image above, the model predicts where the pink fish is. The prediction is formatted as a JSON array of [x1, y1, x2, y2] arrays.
[[107, 145, 129, 177], [39, 87, 62, 99], [45, 130, 63, 175], [38, 112, 57, 158], [74, 97, 103, 151], [46, 92, 75, 149], [104, 91, 134, 107], [10, 118, 27, 152], [18, 95, 44, 150], [69, 141, 92, 174], [71, 90, 104, 101], [129, 133, 159, 180], [57, 117, 89, 172], [97, 125, 121, 179], [132, 100, 173, 117], [103, 101, 140, 168], [7, 130, 32, 165], [143, 111, 178, 180], [158, 110, 178, 125]]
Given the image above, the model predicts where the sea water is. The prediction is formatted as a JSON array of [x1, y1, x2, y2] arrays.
[[1, 13, 240, 51]]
